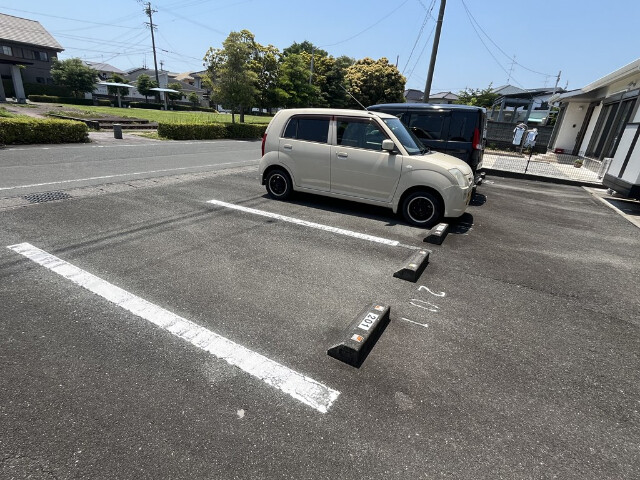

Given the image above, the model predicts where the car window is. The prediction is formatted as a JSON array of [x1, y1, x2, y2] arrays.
[[408, 113, 445, 141], [448, 112, 476, 142], [283, 116, 329, 143], [381, 118, 424, 155], [336, 118, 387, 150]]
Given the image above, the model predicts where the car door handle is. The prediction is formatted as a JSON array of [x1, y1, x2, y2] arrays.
[[283, 144, 292, 150], [336, 152, 348, 158]]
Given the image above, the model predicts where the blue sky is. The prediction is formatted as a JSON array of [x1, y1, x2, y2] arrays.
[[2, 0, 638, 94]]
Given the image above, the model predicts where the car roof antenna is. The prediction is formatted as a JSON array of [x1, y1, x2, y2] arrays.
[[340, 84, 368, 110]]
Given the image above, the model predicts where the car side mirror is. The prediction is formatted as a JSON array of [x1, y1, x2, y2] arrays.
[[381, 139, 395, 152]]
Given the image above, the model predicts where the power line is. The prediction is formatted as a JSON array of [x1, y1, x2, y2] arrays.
[[401, 0, 436, 74], [319, 0, 411, 48], [0, 6, 141, 29], [459, 0, 552, 78]]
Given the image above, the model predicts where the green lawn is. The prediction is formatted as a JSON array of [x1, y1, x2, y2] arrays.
[[52, 104, 272, 124], [0, 107, 17, 118]]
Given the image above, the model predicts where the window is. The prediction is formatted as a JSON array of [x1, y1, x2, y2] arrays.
[[2, 46, 12, 56], [38, 51, 49, 61], [448, 112, 475, 142], [283, 116, 329, 143], [408, 113, 445, 141], [336, 118, 387, 151]]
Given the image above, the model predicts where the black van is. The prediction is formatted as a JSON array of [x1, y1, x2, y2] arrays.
[[367, 103, 487, 174]]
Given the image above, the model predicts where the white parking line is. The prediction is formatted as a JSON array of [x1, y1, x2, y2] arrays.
[[207, 199, 403, 247], [7, 242, 340, 413], [0, 160, 256, 191]]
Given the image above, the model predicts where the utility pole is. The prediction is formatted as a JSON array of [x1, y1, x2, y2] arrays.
[[143, 2, 160, 88], [423, 0, 446, 103]]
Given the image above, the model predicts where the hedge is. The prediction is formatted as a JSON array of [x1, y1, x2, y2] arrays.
[[129, 101, 163, 110], [28, 95, 94, 105], [24, 83, 72, 97], [157, 122, 266, 140], [0, 117, 89, 145]]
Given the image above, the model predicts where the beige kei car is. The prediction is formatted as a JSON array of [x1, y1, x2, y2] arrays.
[[259, 108, 474, 227]]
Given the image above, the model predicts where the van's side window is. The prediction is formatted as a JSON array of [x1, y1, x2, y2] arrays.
[[408, 113, 445, 140], [336, 118, 387, 150], [448, 112, 475, 142], [283, 116, 329, 143]]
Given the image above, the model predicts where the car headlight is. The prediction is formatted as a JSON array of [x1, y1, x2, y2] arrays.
[[448, 168, 469, 187]]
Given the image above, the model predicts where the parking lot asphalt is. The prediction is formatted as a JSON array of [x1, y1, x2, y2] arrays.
[[1, 169, 639, 479]]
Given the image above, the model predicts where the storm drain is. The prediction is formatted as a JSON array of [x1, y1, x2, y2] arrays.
[[22, 191, 72, 204]]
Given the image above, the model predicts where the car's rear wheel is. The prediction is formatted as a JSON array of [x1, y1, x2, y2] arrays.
[[265, 169, 292, 200], [402, 191, 442, 227]]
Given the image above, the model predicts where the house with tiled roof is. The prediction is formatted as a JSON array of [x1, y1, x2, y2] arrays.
[[404, 88, 459, 104], [0, 12, 64, 102]]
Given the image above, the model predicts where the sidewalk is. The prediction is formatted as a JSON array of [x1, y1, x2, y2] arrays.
[[482, 151, 604, 186]]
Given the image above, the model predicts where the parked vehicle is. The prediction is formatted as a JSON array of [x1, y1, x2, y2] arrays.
[[259, 108, 474, 227], [367, 103, 487, 175]]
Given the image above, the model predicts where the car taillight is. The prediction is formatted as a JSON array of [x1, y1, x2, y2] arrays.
[[261, 133, 267, 156], [472, 127, 482, 150]]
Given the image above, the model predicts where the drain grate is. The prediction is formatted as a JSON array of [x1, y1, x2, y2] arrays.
[[23, 191, 72, 204]]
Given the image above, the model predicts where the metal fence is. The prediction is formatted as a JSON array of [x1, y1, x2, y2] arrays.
[[482, 151, 611, 184]]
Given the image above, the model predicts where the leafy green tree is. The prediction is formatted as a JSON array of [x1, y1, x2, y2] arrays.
[[50, 58, 98, 98], [250, 43, 280, 113], [276, 52, 320, 108], [106, 74, 130, 98], [282, 40, 328, 58], [187, 91, 200, 107], [456, 84, 499, 108], [344, 57, 406, 108], [167, 82, 184, 104], [321, 55, 353, 108], [136, 74, 157, 102], [204, 29, 259, 123]]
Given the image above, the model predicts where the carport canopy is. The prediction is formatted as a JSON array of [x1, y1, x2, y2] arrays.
[[149, 87, 181, 110]]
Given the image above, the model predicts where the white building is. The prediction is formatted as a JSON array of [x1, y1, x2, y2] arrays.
[[549, 59, 640, 198]]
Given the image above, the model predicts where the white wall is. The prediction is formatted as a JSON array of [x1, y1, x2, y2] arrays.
[[552, 103, 590, 151], [578, 103, 602, 155]]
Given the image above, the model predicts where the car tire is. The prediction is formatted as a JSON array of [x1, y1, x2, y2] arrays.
[[265, 169, 292, 200], [401, 191, 442, 228]]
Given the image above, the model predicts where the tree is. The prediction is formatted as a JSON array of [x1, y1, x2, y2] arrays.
[[204, 29, 259, 123], [344, 57, 406, 108], [167, 82, 184, 104], [187, 91, 200, 107], [282, 40, 327, 58], [320, 55, 354, 108], [106, 74, 130, 98], [250, 43, 281, 113], [50, 58, 97, 98], [456, 84, 499, 108], [276, 52, 320, 108], [136, 74, 157, 102]]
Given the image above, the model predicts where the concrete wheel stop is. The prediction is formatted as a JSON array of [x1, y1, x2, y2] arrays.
[[423, 223, 449, 245], [393, 249, 430, 282], [327, 304, 391, 368]]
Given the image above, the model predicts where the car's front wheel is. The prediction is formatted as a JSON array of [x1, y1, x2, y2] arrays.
[[401, 191, 442, 227], [265, 169, 292, 200]]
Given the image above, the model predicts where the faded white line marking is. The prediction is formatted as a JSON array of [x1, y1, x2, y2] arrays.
[[7, 242, 339, 413], [400, 317, 429, 328], [207, 199, 402, 247], [0, 160, 256, 191]]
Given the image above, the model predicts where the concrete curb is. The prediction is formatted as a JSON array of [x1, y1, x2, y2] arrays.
[[327, 304, 391, 368], [393, 249, 430, 283]]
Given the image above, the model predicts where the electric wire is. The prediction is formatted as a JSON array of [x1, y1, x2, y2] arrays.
[[319, 0, 411, 48]]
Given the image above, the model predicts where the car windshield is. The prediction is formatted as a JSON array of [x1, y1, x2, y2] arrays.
[[382, 117, 428, 155]]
